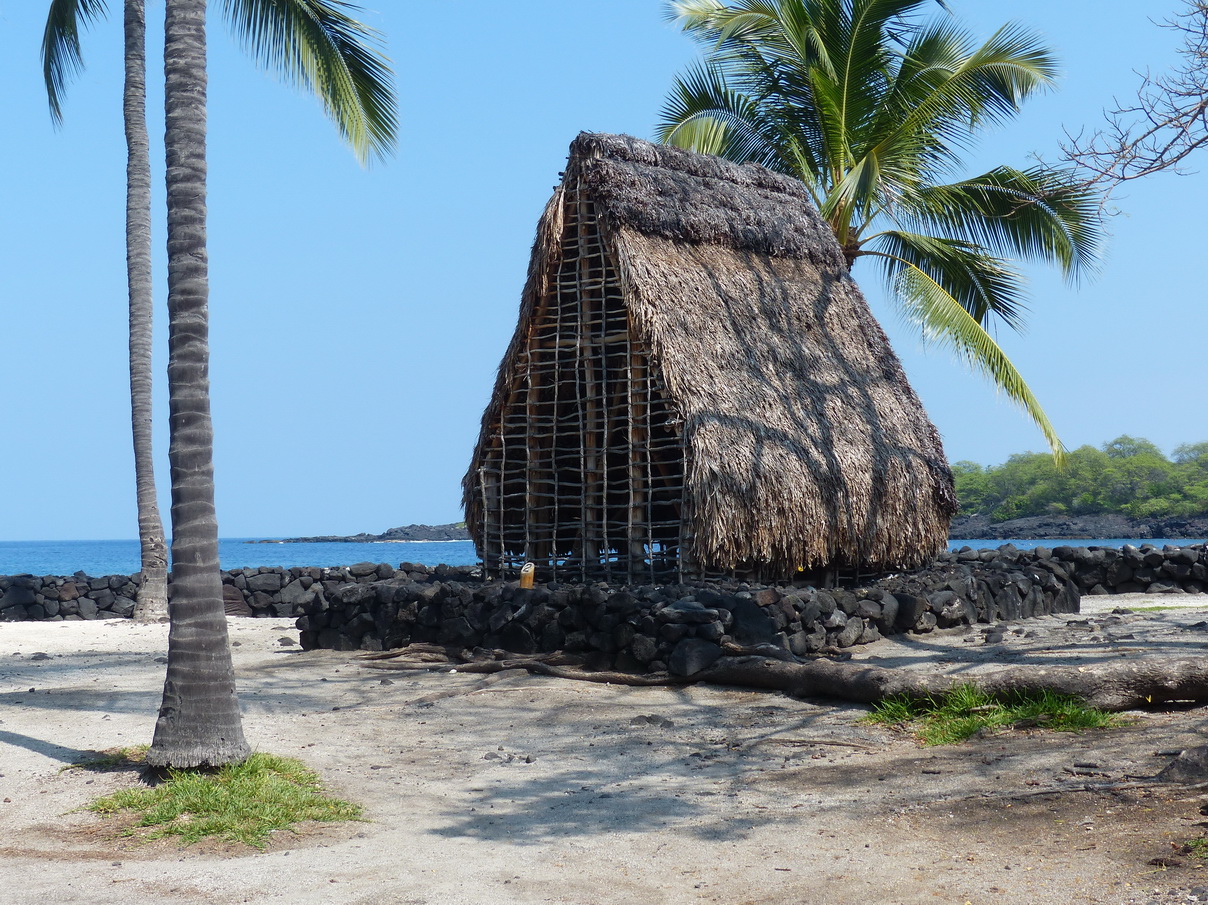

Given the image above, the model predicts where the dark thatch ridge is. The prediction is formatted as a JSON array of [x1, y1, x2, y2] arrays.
[[574, 132, 843, 264], [463, 132, 956, 579]]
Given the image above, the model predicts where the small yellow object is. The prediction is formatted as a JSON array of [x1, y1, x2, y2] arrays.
[[519, 562, 535, 589]]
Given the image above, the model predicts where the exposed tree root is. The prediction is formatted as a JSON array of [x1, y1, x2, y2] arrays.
[[359, 645, 1208, 712], [700, 654, 1208, 712], [364, 652, 690, 687], [359, 644, 1208, 782]]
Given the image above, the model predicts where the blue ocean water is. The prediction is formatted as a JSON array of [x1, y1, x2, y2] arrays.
[[0, 538, 480, 578], [1, 536, 1203, 578]]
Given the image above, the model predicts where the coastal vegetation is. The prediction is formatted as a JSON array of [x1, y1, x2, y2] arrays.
[[954, 435, 1208, 521], [658, 0, 1104, 456]]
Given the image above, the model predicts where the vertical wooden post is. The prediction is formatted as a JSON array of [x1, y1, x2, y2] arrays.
[[595, 224, 611, 583], [498, 408, 508, 574], [549, 241, 564, 580], [626, 320, 643, 584], [576, 191, 601, 576]]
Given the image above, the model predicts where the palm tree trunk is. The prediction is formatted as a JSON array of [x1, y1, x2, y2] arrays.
[[147, 0, 250, 769], [124, 0, 168, 624]]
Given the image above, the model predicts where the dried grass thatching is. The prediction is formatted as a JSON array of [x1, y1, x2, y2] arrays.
[[464, 132, 955, 581]]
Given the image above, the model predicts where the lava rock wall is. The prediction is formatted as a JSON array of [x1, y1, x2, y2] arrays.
[[4, 543, 1205, 679]]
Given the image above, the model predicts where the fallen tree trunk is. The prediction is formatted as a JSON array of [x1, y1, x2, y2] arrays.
[[360, 644, 1208, 782], [700, 655, 1208, 711], [360, 646, 1208, 712]]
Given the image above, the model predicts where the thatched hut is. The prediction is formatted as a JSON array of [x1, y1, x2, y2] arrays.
[[463, 132, 955, 583]]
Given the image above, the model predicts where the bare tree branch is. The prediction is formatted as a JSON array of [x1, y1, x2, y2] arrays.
[[1064, 1, 1208, 192]]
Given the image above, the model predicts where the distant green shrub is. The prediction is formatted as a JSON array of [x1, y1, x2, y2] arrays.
[[954, 436, 1208, 521]]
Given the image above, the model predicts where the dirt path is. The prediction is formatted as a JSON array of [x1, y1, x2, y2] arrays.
[[2, 596, 1208, 905]]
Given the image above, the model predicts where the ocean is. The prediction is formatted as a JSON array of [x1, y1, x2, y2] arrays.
[[0, 536, 1203, 578], [0, 538, 481, 578]]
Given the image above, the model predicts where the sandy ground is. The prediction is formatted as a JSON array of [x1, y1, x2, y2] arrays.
[[3, 595, 1208, 905]]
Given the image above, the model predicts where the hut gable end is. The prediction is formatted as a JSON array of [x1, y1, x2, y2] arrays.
[[464, 132, 955, 583]]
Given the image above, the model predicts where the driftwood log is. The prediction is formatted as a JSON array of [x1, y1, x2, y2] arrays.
[[359, 643, 1208, 712]]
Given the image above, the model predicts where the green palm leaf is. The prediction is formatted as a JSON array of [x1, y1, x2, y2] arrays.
[[869, 21, 1057, 179], [42, 0, 397, 164], [868, 229, 1026, 331], [42, 0, 108, 126], [220, 0, 397, 165], [659, 62, 781, 167], [888, 256, 1064, 460], [903, 167, 1102, 278]]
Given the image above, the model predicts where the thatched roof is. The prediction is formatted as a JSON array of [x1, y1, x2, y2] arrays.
[[464, 132, 955, 576], [571, 132, 841, 261]]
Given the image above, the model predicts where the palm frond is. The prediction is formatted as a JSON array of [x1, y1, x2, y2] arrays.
[[956, 22, 1059, 120], [875, 20, 1057, 169], [41, 0, 109, 126], [868, 229, 1027, 330], [666, 1, 798, 52], [839, 0, 925, 91], [902, 167, 1103, 279], [882, 253, 1064, 459], [661, 114, 735, 159], [220, 0, 397, 164], [657, 62, 779, 166]]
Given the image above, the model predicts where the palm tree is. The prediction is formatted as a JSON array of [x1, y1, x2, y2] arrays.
[[149, 0, 248, 769], [44, 0, 396, 768], [42, 0, 397, 624], [658, 0, 1104, 457], [44, 0, 168, 622]]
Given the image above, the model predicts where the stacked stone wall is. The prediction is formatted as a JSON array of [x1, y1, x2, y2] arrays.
[[289, 549, 1082, 674], [0, 573, 140, 620], [0, 562, 469, 622], [4, 543, 1204, 678]]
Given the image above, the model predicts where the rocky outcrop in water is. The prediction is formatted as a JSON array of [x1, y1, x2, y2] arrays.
[[255, 523, 470, 544], [950, 513, 1208, 540]]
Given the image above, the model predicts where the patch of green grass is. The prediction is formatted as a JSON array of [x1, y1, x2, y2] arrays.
[[1122, 605, 1191, 613], [1182, 837, 1208, 858], [862, 684, 1123, 746], [87, 752, 362, 847]]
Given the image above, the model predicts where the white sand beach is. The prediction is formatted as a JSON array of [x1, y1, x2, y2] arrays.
[[2, 597, 1208, 905]]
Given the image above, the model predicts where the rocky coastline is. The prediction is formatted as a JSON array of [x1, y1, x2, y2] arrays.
[[10, 543, 1208, 674], [253, 522, 470, 544], [263, 513, 1208, 547], [949, 513, 1208, 540]]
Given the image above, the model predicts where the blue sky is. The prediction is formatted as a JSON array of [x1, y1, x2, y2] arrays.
[[1, 1, 1205, 541]]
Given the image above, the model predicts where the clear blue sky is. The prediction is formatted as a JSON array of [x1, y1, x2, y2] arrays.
[[1, 1, 1204, 541]]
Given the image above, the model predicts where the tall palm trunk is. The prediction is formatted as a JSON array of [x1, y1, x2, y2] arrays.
[[124, 0, 168, 623], [147, 0, 250, 769]]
